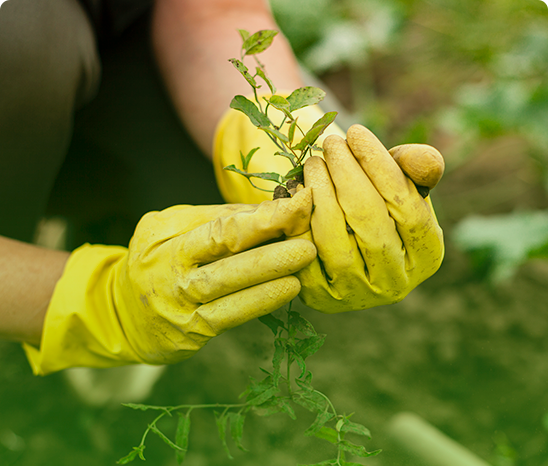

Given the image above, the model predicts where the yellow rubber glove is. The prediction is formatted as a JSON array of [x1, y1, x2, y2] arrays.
[[24, 190, 316, 375], [213, 95, 345, 204], [295, 124, 445, 313]]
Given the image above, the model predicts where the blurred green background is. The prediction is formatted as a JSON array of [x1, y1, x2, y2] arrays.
[[2, 0, 548, 465]]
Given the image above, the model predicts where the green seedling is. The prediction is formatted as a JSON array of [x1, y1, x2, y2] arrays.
[[118, 30, 380, 466]]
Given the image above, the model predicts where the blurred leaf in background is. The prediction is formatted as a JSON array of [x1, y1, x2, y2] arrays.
[[453, 210, 548, 282]]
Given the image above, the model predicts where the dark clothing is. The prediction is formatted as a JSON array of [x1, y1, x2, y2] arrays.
[[77, 0, 153, 44], [0, 0, 222, 246]]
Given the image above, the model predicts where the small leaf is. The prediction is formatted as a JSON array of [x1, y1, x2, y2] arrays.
[[228, 59, 259, 89], [289, 311, 317, 337], [247, 385, 279, 406], [293, 112, 337, 151], [259, 125, 290, 143], [266, 95, 292, 118], [258, 314, 285, 335], [214, 412, 233, 460], [313, 426, 339, 445], [255, 397, 296, 419], [150, 425, 185, 452], [293, 388, 327, 413], [256, 66, 276, 94], [288, 118, 298, 145], [338, 440, 380, 458], [241, 375, 274, 399], [287, 86, 326, 112], [224, 165, 282, 184], [305, 410, 335, 436], [290, 348, 307, 378], [122, 403, 171, 413], [228, 412, 248, 452], [272, 338, 285, 386], [283, 165, 304, 182], [340, 420, 372, 439], [295, 334, 326, 359], [230, 95, 271, 127], [242, 29, 278, 56], [238, 29, 250, 42], [117, 446, 145, 464], [175, 412, 191, 464], [274, 150, 296, 164], [240, 147, 260, 171]]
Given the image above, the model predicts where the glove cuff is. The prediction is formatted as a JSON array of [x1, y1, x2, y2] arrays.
[[23, 243, 145, 375]]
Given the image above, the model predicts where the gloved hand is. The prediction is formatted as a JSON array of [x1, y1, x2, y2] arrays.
[[24, 190, 316, 375], [295, 124, 445, 313], [213, 96, 346, 204]]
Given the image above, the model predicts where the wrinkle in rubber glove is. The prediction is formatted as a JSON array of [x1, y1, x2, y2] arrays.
[[24, 189, 316, 375], [296, 125, 444, 313]]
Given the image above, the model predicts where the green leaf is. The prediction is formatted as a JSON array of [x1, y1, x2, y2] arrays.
[[224, 165, 282, 184], [266, 95, 292, 118], [150, 425, 185, 452], [242, 29, 278, 56], [117, 446, 145, 464], [274, 150, 296, 164], [256, 66, 276, 94], [227, 412, 248, 452], [287, 86, 326, 112], [283, 165, 304, 182], [295, 334, 326, 359], [240, 147, 260, 171], [340, 420, 372, 439], [305, 409, 335, 436], [313, 426, 339, 445], [247, 385, 279, 406], [290, 348, 307, 378], [453, 210, 548, 282], [289, 311, 317, 337], [259, 125, 290, 143], [272, 338, 285, 385], [241, 375, 274, 399], [338, 440, 380, 458], [175, 412, 191, 464], [293, 111, 337, 151], [228, 59, 259, 89], [238, 29, 250, 42], [293, 387, 327, 413], [258, 314, 285, 335], [214, 412, 233, 460], [288, 118, 298, 145], [255, 397, 296, 419], [121, 403, 171, 413], [230, 95, 271, 127]]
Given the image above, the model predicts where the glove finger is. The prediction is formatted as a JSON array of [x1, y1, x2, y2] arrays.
[[303, 157, 367, 289], [194, 276, 302, 334], [321, 134, 408, 285], [345, 124, 444, 274], [389, 143, 445, 191], [181, 187, 313, 266], [182, 239, 316, 303]]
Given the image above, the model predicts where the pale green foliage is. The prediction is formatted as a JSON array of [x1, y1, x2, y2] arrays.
[[117, 305, 379, 466], [453, 211, 548, 282]]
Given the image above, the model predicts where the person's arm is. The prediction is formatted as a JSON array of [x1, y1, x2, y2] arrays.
[[151, 0, 303, 158], [0, 236, 69, 345]]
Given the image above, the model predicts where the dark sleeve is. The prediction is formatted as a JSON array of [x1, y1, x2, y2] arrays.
[[77, 0, 153, 44]]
